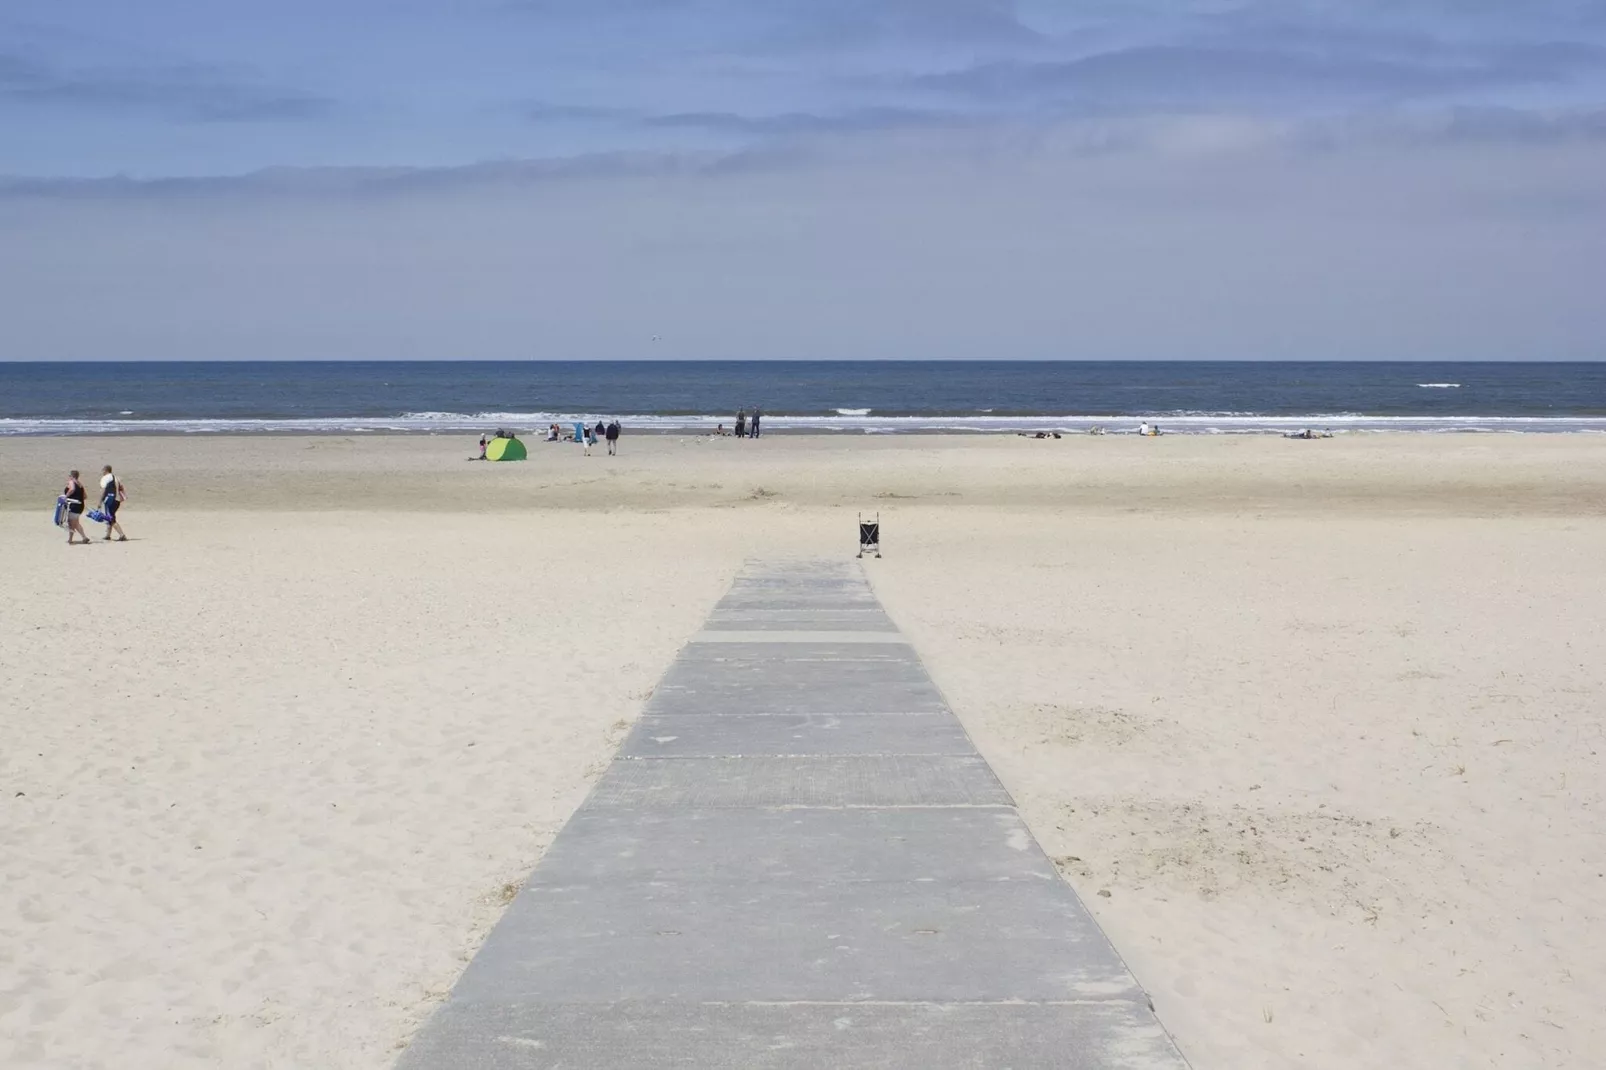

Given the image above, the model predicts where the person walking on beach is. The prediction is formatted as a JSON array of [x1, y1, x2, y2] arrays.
[[583, 426, 594, 456], [751, 407, 762, 439], [605, 419, 620, 456], [62, 470, 90, 544], [98, 465, 127, 541], [735, 409, 747, 439]]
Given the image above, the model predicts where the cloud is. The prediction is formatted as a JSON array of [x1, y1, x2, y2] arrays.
[[0, 48, 334, 123], [4, 119, 1603, 362], [747, 0, 1044, 52], [517, 101, 638, 123], [641, 106, 958, 135], [504, 0, 1040, 44], [8, 103, 1606, 203], [0, 151, 743, 202], [914, 41, 1606, 112]]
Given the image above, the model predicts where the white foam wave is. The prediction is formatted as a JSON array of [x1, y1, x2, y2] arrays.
[[5, 412, 1606, 436], [1418, 383, 1461, 388], [834, 408, 872, 416]]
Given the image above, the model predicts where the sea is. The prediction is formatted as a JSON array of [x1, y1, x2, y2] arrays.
[[2, 361, 1605, 436]]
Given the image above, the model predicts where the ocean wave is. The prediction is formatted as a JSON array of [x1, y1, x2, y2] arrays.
[[1418, 383, 1462, 388], [834, 408, 872, 416], [7, 412, 1606, 436]]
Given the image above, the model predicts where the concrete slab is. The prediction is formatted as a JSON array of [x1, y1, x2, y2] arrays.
[[705, 611, 899, 632], [399, 1000, 1186, 1070], [396, 561, 1188, 1070], [691, 630, 913, 644], [618, 712, 974, 757], [646, 679, 950, 716], [652, 655, 931, 687], [716, 596, 882, 611], [585, 755, 1012, 809], [671, 642, 919, 663], [527, 807, 1060, 885], [452, 879, 1145, 1004]]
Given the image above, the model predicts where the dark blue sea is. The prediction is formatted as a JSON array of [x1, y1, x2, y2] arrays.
[[3, 361, 1605, 435]]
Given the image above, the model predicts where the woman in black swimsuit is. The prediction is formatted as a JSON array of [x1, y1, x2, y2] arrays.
[[63, 469, 90, 545]]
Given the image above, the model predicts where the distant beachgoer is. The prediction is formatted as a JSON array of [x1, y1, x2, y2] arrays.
[[735, 409, 747, 438], [751, 407, 763, 439], [98, 465, 127, 541], [594, 419, 606, 440], [606, 419, 620, 455], [715, 423, 726, 436], [1138, 421, 1150, 437], [1151, 423, 1161, 436], [583, 428, 594, 456], [478, 435, 488, 459], [62, 470, 89, 545]]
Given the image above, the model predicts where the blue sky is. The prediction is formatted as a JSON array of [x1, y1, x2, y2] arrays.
[[3, 1, 1605, 359]]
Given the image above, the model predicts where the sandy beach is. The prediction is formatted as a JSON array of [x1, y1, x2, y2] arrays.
[[2, 432, 1603, 1069]]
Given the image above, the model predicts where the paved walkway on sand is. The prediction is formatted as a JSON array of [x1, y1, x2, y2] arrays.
[[398, 561, 1190, 1069]]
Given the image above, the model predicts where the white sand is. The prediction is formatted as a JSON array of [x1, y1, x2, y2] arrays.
[[2, 433, 1603, 1069]]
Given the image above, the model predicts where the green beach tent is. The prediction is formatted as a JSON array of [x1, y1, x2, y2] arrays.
[[486, 436, 527, 461]]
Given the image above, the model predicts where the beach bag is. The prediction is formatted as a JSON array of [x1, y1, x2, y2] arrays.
[[87, 508, 111, 524], [52, 495, 68, 527]]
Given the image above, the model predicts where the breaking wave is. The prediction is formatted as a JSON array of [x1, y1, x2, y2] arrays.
[[5, 412, 1606, 436]]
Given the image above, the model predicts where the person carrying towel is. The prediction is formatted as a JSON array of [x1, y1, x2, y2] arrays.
[[62, 470, 90, 545], [98, 465, 127, 541]]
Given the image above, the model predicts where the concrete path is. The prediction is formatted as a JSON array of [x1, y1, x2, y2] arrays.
[[398, 561, 1190, 1069]]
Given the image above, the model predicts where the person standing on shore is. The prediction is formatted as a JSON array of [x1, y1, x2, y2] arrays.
[[751, 407, 762, 439], [605, 419, 620, 456], [62, 470, 90, 545], [735, 409, 747, 439], [98, 465, 127, 541]]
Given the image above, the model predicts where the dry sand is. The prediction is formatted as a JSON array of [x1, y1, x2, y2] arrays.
[[1, 433, 1603, 1069]]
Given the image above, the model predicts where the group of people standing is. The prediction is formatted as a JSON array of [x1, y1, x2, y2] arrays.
[[733, 408, 763, 439], [595, 419, 621, 455], [60, 465, 127, 545], [534, 420, 622, 455]]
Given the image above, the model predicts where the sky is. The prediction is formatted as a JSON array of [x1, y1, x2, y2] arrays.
[[2, 0, 1605, 360]]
